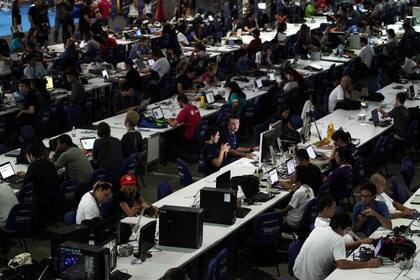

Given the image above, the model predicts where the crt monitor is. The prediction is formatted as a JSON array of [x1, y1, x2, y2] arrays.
[[259, 128, 277, 165]]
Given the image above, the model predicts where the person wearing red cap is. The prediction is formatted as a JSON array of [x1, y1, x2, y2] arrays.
[[113, 174, 157, 217]]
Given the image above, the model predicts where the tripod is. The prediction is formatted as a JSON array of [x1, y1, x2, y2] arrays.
[[302, 92, 322, 143]]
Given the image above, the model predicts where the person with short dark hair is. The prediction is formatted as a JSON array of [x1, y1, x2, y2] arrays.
[[219, 115, 258, 162], [93, 122, 124, 181], [382, 29, 398, 57], [293, 212, 380, 280], [66, 68, 86, 106], [177, 24, 190, 47], [168, 94, 201, 141], [16, 78, 39, 127], [53, 134, 93, 188], [378, 92, 410, 141], [121, 110, 143, 158], [140, 48, 171, 79], [23, 52, 47, 78], [128, 36, 152, 59], [330, 129, 359, 166], [76, 181, 113, 224], [243, 28, 262, 56], [198, 126, 230, 175], [294, 149, 323, 195], [352, 183, 392, 236], [10, 32, 25, 52], [18, 142, 60, 221], [176, 66, 197, 95]]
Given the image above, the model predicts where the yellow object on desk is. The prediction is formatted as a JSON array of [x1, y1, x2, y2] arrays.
[[200, 96, 205, 108], [327, 121, 335, 140]]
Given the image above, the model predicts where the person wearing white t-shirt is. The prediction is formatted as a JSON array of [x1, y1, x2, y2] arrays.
[[140, 49, 170, 79], [177, 24, 189, 47], [278, 165, 314, 228], [315, 195, 373, 249], [293, 212, 380, 280], [370, 173, 416, 219], [76, 181, 113, 224], [328, 75, 351, 112], [357, 37, 375, 69], [0, 184, 18, 229]]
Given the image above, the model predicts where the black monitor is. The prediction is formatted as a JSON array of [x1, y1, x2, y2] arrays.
[[134, 220, 156, 261], [326, 32, 344, 49], [216, 170, 231, 189], [92, 214, 121, 245]]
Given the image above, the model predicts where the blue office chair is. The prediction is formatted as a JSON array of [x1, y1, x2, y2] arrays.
[[63, 210, 76, 225], [382, 135, 395, 177], [67, 104, 85, 128], [194, 120, 209, 145], [55, 179, 77, 213], [215, 104, 232, 129], [35, 106, 51, 138], [5, 203, 34, 252], [20, 125, 37, 143], [176, 158, 193, 187], [401, 156, 415, 190], [157, 181, 173, 200], [121, 157, 137, 175], [88, 169, 108, 190], [317, 182, 331, 198], [391, 176, 410, 204], [405, 120, 419, 160], [289, 114, 303, 129], [17, 183, 34, 204], [288, 240, 302, 277], [205, 248, 228, 280], [0, 144, 8, 155], [246, 212, 283, 278], [367, 136, 386, 172]]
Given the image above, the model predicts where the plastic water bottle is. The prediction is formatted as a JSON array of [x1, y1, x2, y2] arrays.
[[71, 127, 76, 138]]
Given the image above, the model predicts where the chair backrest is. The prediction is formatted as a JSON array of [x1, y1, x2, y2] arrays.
[[288, 240, 302, 276], [317, 181, 331, 198], [176, 158, 193, 187], [67, 104, 85, 128], [20, 125, 37, 142], [55, 179, 77, 211], [157, 181, 173, 200], [406, 120, 418, 146], [88, 169, 107, 189], [0, 144, 8, 155], [121, 157, 137, 175], [299, 198, 319, 231], [289, 114, 303, 129], [390, 176, 400, 202], [64, 210, 76, 225], [383, 134, 394, 161], [401, 156, 415, 187], [17, 183, 34, 204], [372, 136, 386, 162], [252, 212, 282, 247], [215, 104, 231, 129], [5, 203, 33, 232], [352, 157, 366, 187], [194, 120, 209, 144], [35, 106, 51, 132], [205, 248, 228, 280]]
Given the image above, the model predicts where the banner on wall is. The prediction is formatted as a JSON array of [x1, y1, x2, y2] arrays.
[[155, 0, 165, 21]]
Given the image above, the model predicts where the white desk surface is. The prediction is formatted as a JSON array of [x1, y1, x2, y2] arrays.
[[321, 54, 352, 63], [182, 45, 241, 54], [377, 81, 420, 106], [182, 51, 220, 59], [326, 188, 420, 280], [290, 59, 344, 77], [118, 157, 291, 280]]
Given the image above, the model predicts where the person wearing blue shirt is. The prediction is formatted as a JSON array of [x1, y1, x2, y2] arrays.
[[219, 115, 257, 163], [352, 183, 392, 236], [198, 126, 230, 176], [128, 37, 152, 60], [10, 32, 25, 53]]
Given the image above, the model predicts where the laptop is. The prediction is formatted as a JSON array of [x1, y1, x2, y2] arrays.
[[306, 145, 317, 160], [134, 59, 147, 70], [286, 158, 296, 176], [149, 27, 157, 34], [80, 137, 96, 151], [373, 238, 383, 257], [268, 72, 276, 81], [267, 168, 280, 188], [255, 78, 264, 90], [13, 91, 24, 103], [45, 76, 54, 92], [101, 69, 109, 80], [147, 59, 155, 66], [204, 91, 224, 109], [410, 194, 420, 205], [79, 40, 86, 49], [0, 162, 23, 184], [135, 29, 142, 38], [371, 109, 391, 127], [216, 170, 231, 189], [241, 182, 275, 203], [151, 106, 165, 120]]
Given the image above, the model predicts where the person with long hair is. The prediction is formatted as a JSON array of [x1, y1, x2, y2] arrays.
[[225, 81, 246, 114]]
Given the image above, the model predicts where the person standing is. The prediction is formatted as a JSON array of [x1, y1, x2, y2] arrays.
[[28, 0, 50, 46], [12, 0, 22, 34]]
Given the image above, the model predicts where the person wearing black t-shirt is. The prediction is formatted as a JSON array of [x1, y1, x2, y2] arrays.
[[176, 66, 197, 95], [12, 0, 22, 33], [112, 59, 142, 92], [198, 126, 230, 176], [28, 0, 50, 45], [78, 0, 92, 39], [121, 110, 143, 158], [16, 78, 39, 127], [17, 143, 59, 223], [294, 149, 323, 196], [113, 174, 157, 217]]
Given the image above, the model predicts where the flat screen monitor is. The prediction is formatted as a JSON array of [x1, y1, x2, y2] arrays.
[[305, 144, 316, 159], [80, 137, 96, 151], [216, 170, 231, 189], [59, 247, 96, 280], [259, 128, 277, 165], [286, 158, 296, 175], [151, 106, 165, 120], [137, 220, 156, 256], [267, 167, 279, 187]]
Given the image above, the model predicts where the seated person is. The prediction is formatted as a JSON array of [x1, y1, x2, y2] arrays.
[[128, 36, 152, 60], [225, 81, 246, 114], [199, 63, 218, 86], [168, 94, 201, 142], [293, 212, 380, 280], [401, 52, 420, 77], [121, 110, 143, 158], [382, 29, 398, 57], [329, 129, 359, 167], [294, 24, 313, 59], [242, 28, 261, 56], [280, 67, 304, 95], [325, 147, 352, 201], [18, 143, 60, 221], [113, 59, 142, 93], [219, 115, 258, 162], [113, 174, 157, 217], [227, 16, 242, 36], [176, 23, 190, 47], [0, 183, 18, 230], [76, 181, 113, 224], [349, 37, 375, 70], [270, 103, 293, 129], [278, 165, 315, 229], [198, 126, 230, 175], [294, 149, 323, 195], [353, 183, 392, 236], [189, 24, 205, 44], [53, 134, 93, 189], [66, 68, 86, 106], [236, 49, 255, 75], [328, 75, 353, 113], [93, 122, 124, 181], [140, 49, 171, 79], [113, 82, 140, 113], [378, 92, 409, 141], [23, 52, 47, 78], [242, 12, 258, 32], [10, 32, 26, 53], [16, 78, 39, 127], [255, 44, 273, 69], [370, 173, 416, 219], [176, 66, 198, 95]]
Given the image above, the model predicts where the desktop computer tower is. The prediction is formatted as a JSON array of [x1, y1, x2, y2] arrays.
[[159, 205, 203, 249], [200, 187, 236, 225]]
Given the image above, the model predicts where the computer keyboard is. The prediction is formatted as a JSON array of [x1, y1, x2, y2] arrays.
[[110, 270, 132, 280], [236, 207, 251, 218]]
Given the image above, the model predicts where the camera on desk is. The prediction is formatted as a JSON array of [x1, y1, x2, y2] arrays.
[[353, 246, 374, 262]]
